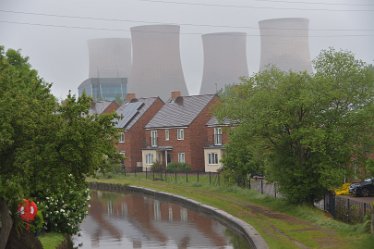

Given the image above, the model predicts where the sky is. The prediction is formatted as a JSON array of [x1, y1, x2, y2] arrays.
[[0, 0, 373, 100]]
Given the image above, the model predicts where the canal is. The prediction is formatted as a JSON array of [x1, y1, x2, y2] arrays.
[[73, 190, 253, 248]]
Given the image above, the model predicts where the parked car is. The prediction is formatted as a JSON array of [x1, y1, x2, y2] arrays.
[[349, 178, 374, 197]]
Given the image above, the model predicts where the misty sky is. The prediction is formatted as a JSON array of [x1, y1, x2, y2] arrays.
[[0, 0, 373, 100]]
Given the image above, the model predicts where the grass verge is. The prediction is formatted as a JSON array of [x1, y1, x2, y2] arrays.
[[88, 175, 374, 249], [38, 233, 65, 249]]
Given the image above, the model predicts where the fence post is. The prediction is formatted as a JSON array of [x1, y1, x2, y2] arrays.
[[260, 179, 264, 194], [146, 167, 148, 179], [218, 173, 220, 186], [209, 172, 212, 185], [274, 182, 277, 199], [347, 199, 350, 223]]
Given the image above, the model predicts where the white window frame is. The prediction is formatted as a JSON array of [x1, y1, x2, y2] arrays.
[[177, 129, 184, 140], [119, 131, 125, 143], [165, 129, 170, 141], [151, 130, 157, 147], [146, 153, 154, 165], [208, 153, 219, 165], [214, 127, 222, 145], [178, 152, 185, 163]]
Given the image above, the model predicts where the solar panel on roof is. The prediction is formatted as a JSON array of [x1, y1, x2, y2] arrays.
[[116, 102, 144, 128]]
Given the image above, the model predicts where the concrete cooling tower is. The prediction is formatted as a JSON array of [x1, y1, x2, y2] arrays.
[[78, 38, 131, 101], [200, 32, 249, 94], [259, 18, 312, 73], [127, 25, 188, 101], [88, 38, 131, 78]]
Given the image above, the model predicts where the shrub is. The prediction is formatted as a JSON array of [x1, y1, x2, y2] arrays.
[[36, 174, 90, 235], [166, 162, 191, 173], [151, 161, 164, 172]]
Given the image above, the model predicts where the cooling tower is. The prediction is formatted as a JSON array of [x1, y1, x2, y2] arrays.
[[127, 25, 188, 100], [78, 38, 131, 101], [259, 18, 312, 73], [200, 32, 248, 94], [88, 38, 131, 78]]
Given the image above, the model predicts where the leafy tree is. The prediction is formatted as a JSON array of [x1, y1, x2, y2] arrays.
[[0, 46, 120, 239], [216, 48, 374, 204]]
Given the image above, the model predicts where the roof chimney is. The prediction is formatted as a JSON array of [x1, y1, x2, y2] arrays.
[[171, 91, 181, 100], [126, 93, 136, 102]]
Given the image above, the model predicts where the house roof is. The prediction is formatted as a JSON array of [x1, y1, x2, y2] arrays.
[[145, 94, 216, 129], [206, 116, 236, 127], [115, 97, 160, 130], [89, 101, 113, 115]]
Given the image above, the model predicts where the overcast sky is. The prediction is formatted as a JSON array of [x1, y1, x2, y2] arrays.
[[0, 0, 373, 100]]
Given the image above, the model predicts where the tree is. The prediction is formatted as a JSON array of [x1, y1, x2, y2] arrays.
[[0, 46, 120, 244], [216, 48, 374, 204]]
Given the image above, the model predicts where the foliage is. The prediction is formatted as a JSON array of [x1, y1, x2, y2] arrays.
[[36, 174, 90, 234], [166, 162, 191, 172], [38, 233, 66, 249], [365, 159, 374, 176], [216, 48, 374, 204], [0, 46, 121, 234], [151, 161, 163, 172]]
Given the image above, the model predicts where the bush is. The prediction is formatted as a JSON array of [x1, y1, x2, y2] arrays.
[[166, 162, 191, 173], [36, 174, 89, 235], [151, 161, 164, 172]]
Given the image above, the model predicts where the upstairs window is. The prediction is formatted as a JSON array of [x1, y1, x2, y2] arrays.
[[214, 127, 222, 145], [151, 130, 157, 147], [177, 129, 184, 140], [119, 132, 125, 143], [165, 129, 170, 141]]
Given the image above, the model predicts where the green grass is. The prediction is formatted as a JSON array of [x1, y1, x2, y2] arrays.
[[38, 233, 65, 249], [89, 174, 374, 249]]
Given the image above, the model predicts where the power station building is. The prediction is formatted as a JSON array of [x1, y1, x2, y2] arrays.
[[78, 38, 131, 101], [127, 25, 189, 101], [199, 32, 248, 94], [259, 18, 312, 73]]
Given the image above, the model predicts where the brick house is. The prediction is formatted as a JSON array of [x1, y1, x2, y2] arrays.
[[115, 94, 164, 172], [142, 92, 219, 171], [203, 117, 234, 172]]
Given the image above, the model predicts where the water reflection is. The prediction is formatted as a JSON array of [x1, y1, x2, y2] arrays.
[[73, 190, 252, 249]]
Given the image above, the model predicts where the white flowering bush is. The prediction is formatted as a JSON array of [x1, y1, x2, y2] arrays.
[[37, 174, 90, 234]]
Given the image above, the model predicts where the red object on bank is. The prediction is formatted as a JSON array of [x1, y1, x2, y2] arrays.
[[17, 199, 38, 222]]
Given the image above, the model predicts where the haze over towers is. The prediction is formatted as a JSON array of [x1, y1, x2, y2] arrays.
[[78, 18, 312, 101]]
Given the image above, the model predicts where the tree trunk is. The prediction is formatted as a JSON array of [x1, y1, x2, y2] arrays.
[[0, 200, 13, 249]]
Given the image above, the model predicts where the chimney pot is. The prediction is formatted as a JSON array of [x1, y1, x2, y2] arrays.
[[171, 91, 181, 100], [126, 93, 136, 102]]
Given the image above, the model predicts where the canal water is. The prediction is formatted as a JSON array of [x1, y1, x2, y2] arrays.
[[72, 190, 252, 249]]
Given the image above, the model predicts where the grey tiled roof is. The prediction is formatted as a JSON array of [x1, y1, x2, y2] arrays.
[[206, 116, 236, 126], [145, 94, 216, 129], [89, 101, 112, 115], [115, 97, 159, 130]]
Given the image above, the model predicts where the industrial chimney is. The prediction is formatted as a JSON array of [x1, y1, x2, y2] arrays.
[[127, 25, 188, 101], [199, 32, 249, 94], [78, 38, 131, 101], [259, 18, 312, 73]]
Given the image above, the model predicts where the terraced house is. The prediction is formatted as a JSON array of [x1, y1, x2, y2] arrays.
[[115, 94, 164, 172], [142, 92, 219, 171]]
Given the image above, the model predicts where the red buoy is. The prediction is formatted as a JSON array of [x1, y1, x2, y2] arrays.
[[17, 199, 38, 222]]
